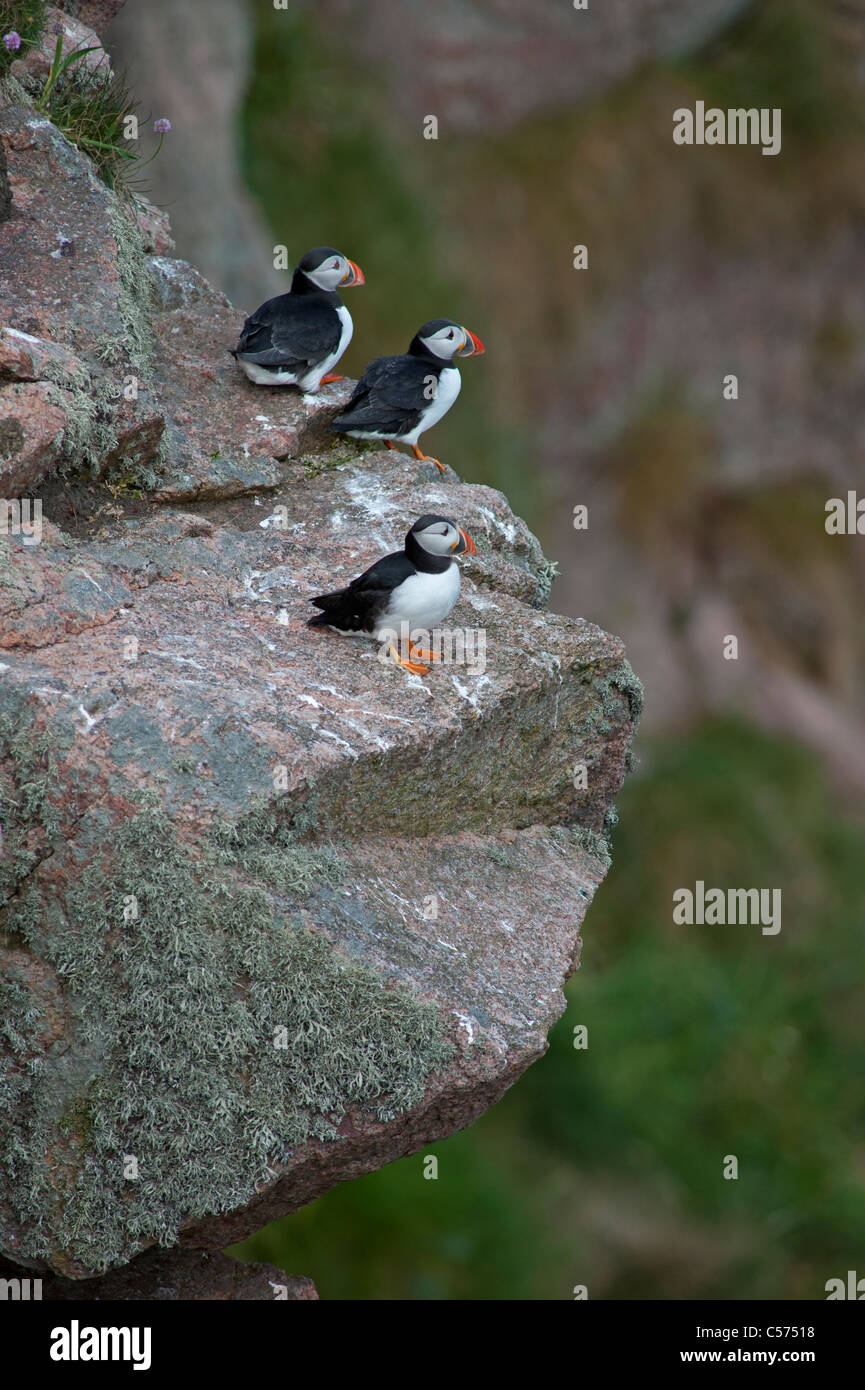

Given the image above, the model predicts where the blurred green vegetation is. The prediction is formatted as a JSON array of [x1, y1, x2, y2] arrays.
[[231, 721, 865, 1300], [671, 0, 850, 141]]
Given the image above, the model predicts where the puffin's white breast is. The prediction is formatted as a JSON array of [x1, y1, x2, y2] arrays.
[[238, 359, 301, 386], [402, 365, 462, 444], [376, 562, 461, 635], [299, 303, 353, 391]]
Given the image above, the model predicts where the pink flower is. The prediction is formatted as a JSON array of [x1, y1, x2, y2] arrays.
[[153, 118, 171, 135], [3, 31, 22, 52]]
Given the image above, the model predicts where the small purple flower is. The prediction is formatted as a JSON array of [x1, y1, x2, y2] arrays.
[[153, 118, 171, 135], [51, 21, 63, 36], [3, 31, 22, 52]]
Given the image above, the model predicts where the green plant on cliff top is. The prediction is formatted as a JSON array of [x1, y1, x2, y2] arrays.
[[37, 38, 142, 194], [0, 2, 43, 74], [12, 21, 171, 197]]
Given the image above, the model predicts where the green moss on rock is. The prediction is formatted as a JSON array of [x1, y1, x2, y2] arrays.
[[1, 790, 454, 1273], [36, 203, 162, 487], [109, 206, 155, 377], [210, 798, 346, 896], [0, 701, 65, 905], [570, 827, 613, 869]]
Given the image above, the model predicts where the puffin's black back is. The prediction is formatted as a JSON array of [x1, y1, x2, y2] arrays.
[[308, 514, 459, 631], [307, 550, 417, 633], [233, 291, 342, 367], [331, 353, 444, 436]]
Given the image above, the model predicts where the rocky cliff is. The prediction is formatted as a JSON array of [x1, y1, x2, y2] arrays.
[[0, 7, 639, 1296]]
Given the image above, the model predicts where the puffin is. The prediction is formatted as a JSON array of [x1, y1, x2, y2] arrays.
[[329, 318, 485, 472], [231, 246, 365, 391], [307, 514, 477, 674]]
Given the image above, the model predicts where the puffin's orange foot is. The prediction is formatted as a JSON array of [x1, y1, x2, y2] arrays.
[[320, 372, 344, 384], [385, 440, 395, 450], [408, 640, 441, 663], [411, 444, 446, 474], [388, 642, 429, 676]]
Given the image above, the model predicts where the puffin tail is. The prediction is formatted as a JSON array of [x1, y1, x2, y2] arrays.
[[307, 590, 348, 627]]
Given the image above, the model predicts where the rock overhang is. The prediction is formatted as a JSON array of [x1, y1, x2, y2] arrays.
[[0, 35, 641, 1280]]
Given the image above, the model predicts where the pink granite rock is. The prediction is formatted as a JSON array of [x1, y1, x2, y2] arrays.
[[0, 24, 640, 1290]]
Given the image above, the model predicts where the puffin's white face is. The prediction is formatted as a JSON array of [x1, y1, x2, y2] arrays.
[[412, 518, 476, 557], [304, 253, 364, 292], [419, 323, 485, 360], [419, 324, 468, 360]]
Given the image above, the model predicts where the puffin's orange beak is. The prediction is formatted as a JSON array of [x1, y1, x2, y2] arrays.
[[457, 528, 477, 556], [343, 260, 365, 286], [458, 329, 485, 357]]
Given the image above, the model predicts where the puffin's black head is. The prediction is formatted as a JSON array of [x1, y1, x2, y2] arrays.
[[296, 247, 365, 291], [409, 319, 485, 361], [408, 514, 477, 557]]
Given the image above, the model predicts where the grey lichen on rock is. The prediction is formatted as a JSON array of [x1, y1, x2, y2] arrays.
[[0, 14, 641, 1284], [3, 780, 454, 1274]]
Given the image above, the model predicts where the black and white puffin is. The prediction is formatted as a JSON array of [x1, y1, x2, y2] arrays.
[[329, 319, 485, 472], [307, 514, 477, 674], [231, 246, 365, 392]]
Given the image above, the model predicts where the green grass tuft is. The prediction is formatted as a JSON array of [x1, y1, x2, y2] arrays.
[[0, 1, 43, 75]]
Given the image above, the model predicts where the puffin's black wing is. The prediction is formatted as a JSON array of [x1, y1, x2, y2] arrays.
[[233, 294, 341, 370], [307, 550, 415, 632], [331, 354, 431, 436]]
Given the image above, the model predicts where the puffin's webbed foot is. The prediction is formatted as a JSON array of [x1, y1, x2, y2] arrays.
[[408, 640, 441, 664], [411, 444, 446, 474], [388, 642, 429, 676]]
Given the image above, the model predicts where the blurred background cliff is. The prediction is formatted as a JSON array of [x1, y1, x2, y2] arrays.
[[106, 0, 865, 1298]]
